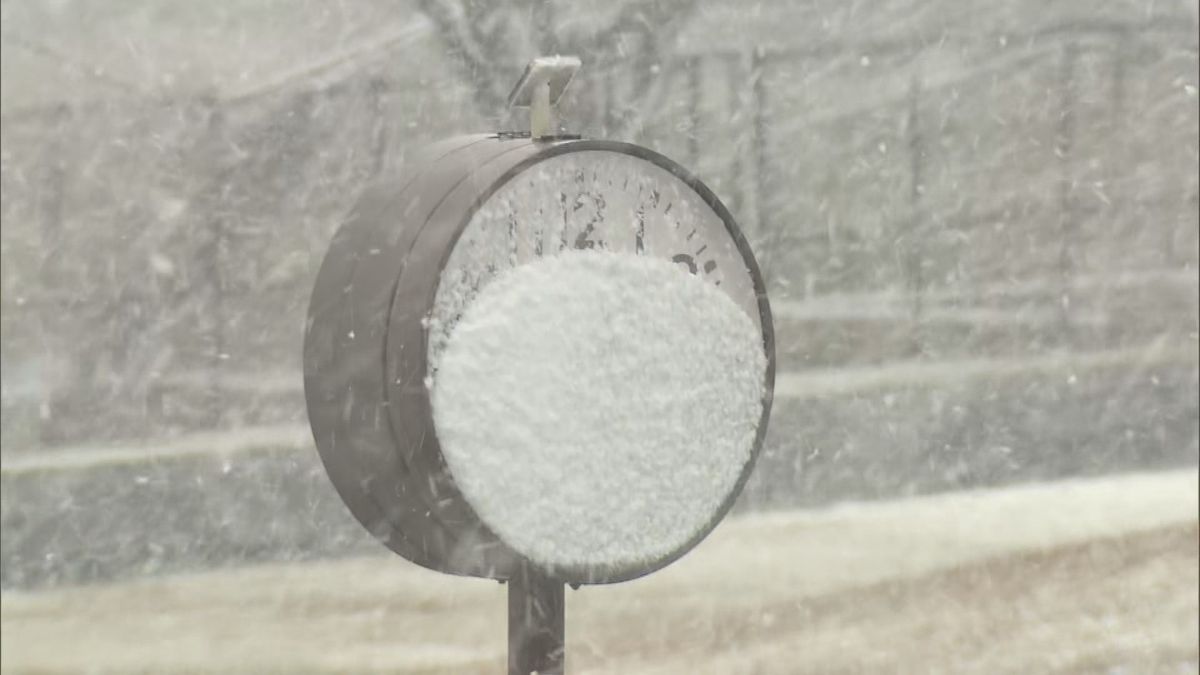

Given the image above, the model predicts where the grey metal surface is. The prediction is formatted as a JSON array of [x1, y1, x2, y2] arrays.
[[305, 135, 545, 578], [508, 565, 566, 675], [304, 134, 496, 570]]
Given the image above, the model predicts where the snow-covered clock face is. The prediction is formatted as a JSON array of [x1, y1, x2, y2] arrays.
[[423, 147, 770, 578], [427, 150, 763, 371], [304, 136, 774, 582]]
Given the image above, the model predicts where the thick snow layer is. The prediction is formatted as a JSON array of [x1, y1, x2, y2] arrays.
[[430, 250, 766, 574]]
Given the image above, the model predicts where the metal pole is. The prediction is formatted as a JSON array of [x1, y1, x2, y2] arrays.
[[1055, 43, 1079, 344], [905, 73, 925, 356], [508, 564, 565, 675]]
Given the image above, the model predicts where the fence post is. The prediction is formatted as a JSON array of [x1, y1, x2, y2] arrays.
[[905, 73, 926, 355], [752, 47, 769, 247], [1055, 43, 1080, 343], [604, 67, 616, 139], [36, 104, 70, 446], [724, 53, 745, 219], [687, 55, 702, 169], [368, 76, 390, 176], [192, 96, 229, 428]]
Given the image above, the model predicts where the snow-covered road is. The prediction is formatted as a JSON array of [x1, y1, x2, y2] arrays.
[[3, 468, 1195, 673]]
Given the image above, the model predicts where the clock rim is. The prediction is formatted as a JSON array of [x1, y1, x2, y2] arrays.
[[386, 137, 776, 584]]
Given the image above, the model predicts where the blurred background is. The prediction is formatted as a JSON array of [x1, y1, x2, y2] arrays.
[[1, 0, 1197, 672]]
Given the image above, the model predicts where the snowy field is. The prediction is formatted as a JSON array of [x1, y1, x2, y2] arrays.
[[2, 468, 1196, 674]]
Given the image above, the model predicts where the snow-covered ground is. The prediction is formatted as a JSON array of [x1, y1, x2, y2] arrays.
[[3, 468, 1196, 674]]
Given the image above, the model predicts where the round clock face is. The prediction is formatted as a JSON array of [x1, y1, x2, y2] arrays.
[[422, 146, 770, 577], [427, 150, 763, 372]]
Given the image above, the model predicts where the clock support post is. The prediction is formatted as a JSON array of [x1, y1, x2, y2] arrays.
[[508, 562, 565, 675], [503, 55, 580, 674], [507, 55, 582, 140]]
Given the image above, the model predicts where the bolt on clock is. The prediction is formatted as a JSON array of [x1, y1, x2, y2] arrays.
[[303, 56, 775, 675]]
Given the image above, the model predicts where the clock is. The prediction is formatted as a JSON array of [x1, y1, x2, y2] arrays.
[[303, 134, 775, 586]]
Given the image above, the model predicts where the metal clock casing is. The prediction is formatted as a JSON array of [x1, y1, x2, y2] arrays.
[[303, 134, 775, 584]]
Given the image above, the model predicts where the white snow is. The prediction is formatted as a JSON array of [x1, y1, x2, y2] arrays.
[[430, 250, 767, 574], [4, 469, 1196, 674]]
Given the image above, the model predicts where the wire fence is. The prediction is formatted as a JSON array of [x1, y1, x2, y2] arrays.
[[0, 20, 1196, 455]]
